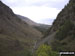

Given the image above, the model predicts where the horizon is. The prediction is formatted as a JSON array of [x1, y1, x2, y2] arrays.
[[2, 0, 69, 25]]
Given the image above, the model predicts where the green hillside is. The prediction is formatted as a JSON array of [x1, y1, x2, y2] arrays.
[[45, 0, 75, 51]]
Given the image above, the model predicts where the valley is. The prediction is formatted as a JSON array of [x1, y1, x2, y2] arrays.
[[0, 0, 75, 56]]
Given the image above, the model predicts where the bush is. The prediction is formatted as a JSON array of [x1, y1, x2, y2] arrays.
[[35, 44, 58, 56]]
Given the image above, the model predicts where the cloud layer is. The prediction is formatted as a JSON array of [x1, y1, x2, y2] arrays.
[[2, 0, 69, 25]]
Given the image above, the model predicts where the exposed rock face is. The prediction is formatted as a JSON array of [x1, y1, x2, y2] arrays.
[[0, 1, 42, 55]]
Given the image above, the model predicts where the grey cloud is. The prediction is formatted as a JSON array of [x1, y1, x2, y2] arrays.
[[2, 0, 69, 9], [31, 0, 69, 9]]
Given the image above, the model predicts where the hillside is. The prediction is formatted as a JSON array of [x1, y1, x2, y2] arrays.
[[1, 0, 75, 56], [0, 1, 43, 56], [34, 24, 51, 34], [17, 15, 51, 34], [45, 0, 75, 51], [17, 15, 38, 26]]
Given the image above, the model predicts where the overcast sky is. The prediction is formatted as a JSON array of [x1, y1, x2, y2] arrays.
[[2, 0, 69, 25]]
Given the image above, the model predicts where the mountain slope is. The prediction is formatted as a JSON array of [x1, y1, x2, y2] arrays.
[[17, 15, 38, 26], [0, 1, 42, 56], [44, 0, 75, 51], [17, 15, 51, 34]]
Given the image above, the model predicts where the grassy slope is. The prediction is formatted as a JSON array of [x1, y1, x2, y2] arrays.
[[0, 1, 42, 56]]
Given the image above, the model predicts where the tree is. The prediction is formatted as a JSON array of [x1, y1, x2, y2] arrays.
[[55, 20, 74, 40], [35, 44, 58, 56]]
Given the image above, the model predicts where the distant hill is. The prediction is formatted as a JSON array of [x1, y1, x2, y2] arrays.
[[34, 24, 51, 34], [17, 15, 39, 26], [0, 1, 43, 56], [17, 15, 51, 34]]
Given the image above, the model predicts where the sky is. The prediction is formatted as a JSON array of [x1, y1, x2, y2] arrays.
[[2, 0, 69, 25]]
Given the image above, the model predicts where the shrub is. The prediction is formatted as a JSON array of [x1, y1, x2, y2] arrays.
[[35, 44, 58, 56]]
